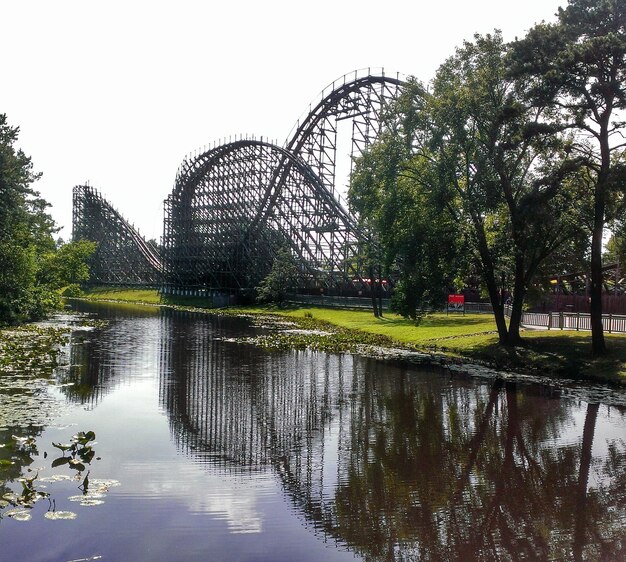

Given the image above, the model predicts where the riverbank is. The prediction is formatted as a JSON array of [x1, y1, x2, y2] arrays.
[[77, 287, 626, 386]]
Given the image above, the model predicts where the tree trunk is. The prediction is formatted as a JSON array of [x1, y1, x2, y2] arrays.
[[590, 198, 606, 356], [507, 257, 526, 345], [573, 403, 599, 562], [473, 217, 509, 344], [591, 127, 611, 356], [377, 263, 384, 317], [369, 265, 379, 318], [485, 272, 509, 345]]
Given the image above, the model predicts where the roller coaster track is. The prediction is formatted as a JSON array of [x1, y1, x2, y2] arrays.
[[73, 69, 405, 290], [72, 185, 161, 285]]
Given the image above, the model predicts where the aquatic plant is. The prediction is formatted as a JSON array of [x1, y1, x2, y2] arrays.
[[0, 429, 113, 524], [52, 431, 97, 472]]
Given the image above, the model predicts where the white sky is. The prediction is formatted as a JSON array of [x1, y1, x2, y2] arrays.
[[2, 0, 564, 241]]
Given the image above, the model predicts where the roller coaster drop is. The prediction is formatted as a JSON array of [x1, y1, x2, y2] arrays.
[[72, 70, 405, 293]]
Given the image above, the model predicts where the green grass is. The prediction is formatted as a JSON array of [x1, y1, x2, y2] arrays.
[[78, 287, 162, 304], [79, 286, 222, 309], [249, 306, 497, 342], [77, 288, 626, 385]]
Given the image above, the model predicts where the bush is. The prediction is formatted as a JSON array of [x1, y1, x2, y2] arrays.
[[61, 284, 83, 297]]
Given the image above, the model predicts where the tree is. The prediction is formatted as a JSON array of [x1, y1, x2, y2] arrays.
[[0, 115, 96, 324], [256, 246, 298, 304], [510, 0, 626, 355], [427, 32, 584, 344], [38, 239, 97, 289], [350, 81, 462, 320], [0, 114, 56, 323]]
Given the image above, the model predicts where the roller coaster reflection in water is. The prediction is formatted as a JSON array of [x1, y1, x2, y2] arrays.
[[72, 70, 405, 292]]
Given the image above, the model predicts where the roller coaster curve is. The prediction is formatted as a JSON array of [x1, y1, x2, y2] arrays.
[[72, 70, 405, 291]]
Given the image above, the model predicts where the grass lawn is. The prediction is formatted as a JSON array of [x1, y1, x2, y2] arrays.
[[77, 287, 626, 384], [78, 287, 162, 304], [252, 306, 498, 343]]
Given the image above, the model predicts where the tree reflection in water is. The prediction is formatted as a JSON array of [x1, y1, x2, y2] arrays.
[[329, 369, 625, 561], [66, 304, 626, 561]]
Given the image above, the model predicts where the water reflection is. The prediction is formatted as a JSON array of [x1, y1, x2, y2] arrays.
[[66, 302, 626, 560], [56, 303, 160, 406]]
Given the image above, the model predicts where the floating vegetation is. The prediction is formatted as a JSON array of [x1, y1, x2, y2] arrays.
[[44, 510, 77, 520], [0, 313, 119, 528], [70, 498, 104, 507], [4, 508, 32, 521], [0, 325, 71, 429], [88, 479, 120, 490], [0, 430, 117, 524], [38, 475, 71, 483], [52, 430, 97, 472], [217, 311, 397, 354], [237, 324, 394, 354]]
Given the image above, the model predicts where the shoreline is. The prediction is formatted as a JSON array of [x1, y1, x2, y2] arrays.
[[67, 294, 626, 400]]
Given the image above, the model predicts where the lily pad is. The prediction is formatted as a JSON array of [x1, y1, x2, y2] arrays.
[[5, 508, 31, 521], [68, 493, 105, 502], [51, 457, 70, 468], [44, 510, 77, 520], [77, 499, 104, 507], [89, 479, 120, 490], [39, 474, 71, 483]]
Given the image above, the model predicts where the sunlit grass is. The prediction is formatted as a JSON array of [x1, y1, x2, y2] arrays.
[[80, 287, 162, 304], [259, 307, 497, 342]]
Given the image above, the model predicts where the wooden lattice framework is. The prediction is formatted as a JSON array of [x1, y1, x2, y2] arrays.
[[163, 71, 404, 291], [72, 70, 405, 291], [72, 185, 161, 285]]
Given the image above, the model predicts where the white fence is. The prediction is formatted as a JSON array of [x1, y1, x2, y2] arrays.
[[519, 309, 626, 333]]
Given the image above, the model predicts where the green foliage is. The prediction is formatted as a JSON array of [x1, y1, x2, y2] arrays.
[[428, 31, 586, 344], [61, 284, 83, 297], [52, 430, 97, 472], [0, 115, 95, 324], [350, 80, 461, 319], [256, 247, 299, 304], [509, 0, 626, 355], [351, 33, 585, 342], [38, 239, 96, 289]]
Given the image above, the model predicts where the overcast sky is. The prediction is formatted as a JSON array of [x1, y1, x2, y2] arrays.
[[3, 0, 564, 241]]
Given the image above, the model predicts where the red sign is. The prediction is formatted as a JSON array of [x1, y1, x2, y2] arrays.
[[447, 294, 465, 313]]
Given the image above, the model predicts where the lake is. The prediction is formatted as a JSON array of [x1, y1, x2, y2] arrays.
[[1, 301, 625, 561]]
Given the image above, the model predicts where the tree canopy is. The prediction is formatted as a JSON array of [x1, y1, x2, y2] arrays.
[[0, 114, 95, 324], [509, 0, 626, 354], [351, 31, 587, 344]]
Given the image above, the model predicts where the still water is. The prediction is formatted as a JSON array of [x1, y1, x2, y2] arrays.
[[1, 301, 625, 561]]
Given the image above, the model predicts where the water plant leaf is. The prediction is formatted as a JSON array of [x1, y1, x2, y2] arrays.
[[80, 472, 89, 492], [68, 493, 105, 502], [73, 431, 95, 445], [44, 510, 77, 520], [51, 457, 70, 468], [68, 460, 85, 471], [5, 508, 31, 521], [52, 442, 73, 452], [78, 448, 95, 463], [38, 474, 71, 483], [77, 499, 104, 507]]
